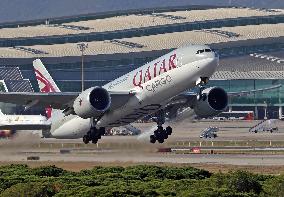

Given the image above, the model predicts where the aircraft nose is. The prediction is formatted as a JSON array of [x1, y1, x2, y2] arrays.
[[213, 49, 219, 59], [207, 49, 219, 67], [205, 50, 219, 60], [201, 52, 219, 77]]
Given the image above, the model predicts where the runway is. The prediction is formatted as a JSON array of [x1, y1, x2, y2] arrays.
[[2, 142, 284, 167], [2, 150, 283, 166], [0, 120, 283, 173]]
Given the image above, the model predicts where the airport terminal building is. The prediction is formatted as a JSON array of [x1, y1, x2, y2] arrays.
[[0, 6, 283, 119]]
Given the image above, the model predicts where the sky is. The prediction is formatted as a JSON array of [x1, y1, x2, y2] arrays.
[[0, 0, 283, 23]]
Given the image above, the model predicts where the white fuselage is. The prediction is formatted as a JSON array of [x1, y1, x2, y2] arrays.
[[49, 44, 218, 138]]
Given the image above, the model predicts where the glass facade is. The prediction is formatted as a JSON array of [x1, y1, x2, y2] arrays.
[[208, 79, 284, 106]]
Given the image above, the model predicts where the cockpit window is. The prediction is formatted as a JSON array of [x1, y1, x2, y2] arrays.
[[196, 49, 204, 54], [196, 48, 212, 54]]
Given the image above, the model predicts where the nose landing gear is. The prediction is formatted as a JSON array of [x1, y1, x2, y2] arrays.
[[197, 77, 209, 101]]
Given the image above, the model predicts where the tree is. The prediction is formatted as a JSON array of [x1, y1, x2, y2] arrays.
[[227, 171, 262, 194]]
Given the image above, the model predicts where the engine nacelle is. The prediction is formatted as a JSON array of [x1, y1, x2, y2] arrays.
[[194, 87, 228, 118], [73, 87, 111, 119]]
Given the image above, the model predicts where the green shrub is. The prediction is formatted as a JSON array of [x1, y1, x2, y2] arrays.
[[80, 166, 124, 176], [0, 164, 281, 197], [0, 164, 30, 177], [32, 165, 66, 177], [227, 171, 262, 194], [261, 175, 284, 197], [1, 182, 56, 197], [124, 165, 211, 180]]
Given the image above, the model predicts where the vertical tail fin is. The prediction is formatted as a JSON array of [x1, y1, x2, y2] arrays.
[[33, 59, 61, 93], [33, 59, 61, 119]]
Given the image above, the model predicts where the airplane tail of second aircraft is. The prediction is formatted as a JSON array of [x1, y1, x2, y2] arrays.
[[33, 59, 61, 93], [33, 59, 62, 119]]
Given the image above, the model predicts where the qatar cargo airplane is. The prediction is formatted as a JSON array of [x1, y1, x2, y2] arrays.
[[0, 44, 223, 143], [0, 44, 279, 144]]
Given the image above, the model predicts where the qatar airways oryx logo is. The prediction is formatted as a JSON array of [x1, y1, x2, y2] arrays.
[[132, 53, 177, 89], [34, 69, 55, 119], [34, 69, 56, 93]]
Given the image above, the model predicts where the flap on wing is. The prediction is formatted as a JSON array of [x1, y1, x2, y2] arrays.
[[0, 92, 79, 109], [165, 92, 197, 108], [228, 84, 282, 97], [0, 90, 134, 111]]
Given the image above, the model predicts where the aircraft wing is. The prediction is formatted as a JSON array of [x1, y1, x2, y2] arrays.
[[168, 84, 282, 106], [0, 92, 78, 109], [164, 84, 282, 119], [226, 84, 282, 97], [0, 90, 134, 111]]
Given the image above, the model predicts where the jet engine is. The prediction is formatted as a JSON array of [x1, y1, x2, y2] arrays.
[[193, 87, 228, 118], [73, 87, 111, 119]]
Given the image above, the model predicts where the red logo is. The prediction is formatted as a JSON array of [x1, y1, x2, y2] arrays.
[[34, 69, 56, 93], [132, 53, 177, 89], [34, 68, 56, 119], [79, 98, 83, 106]]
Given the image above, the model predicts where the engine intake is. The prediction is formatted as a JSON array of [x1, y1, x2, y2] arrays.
[[73, 87, 111, 119], [194, 87, 228, 118]]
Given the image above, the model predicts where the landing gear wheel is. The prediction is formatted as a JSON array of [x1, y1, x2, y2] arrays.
[[157, 138, 164, 143], [83, 127, 105, 144], [163, 133, 168, 139], [99, 127, 106, 136], [150, 126, 173, 144], [150, 135, 156, 143], [83, 135, 90, 144], [165, 126, 172, 135], [92, 139, 98, 144]]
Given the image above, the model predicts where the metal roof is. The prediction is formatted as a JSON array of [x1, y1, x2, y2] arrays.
[[211, 71, 284, 80]]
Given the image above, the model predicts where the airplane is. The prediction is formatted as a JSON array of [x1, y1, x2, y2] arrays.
[[0, 110, 47, 130], [0, 44, 280, 144], [0, 110, 48, 138]]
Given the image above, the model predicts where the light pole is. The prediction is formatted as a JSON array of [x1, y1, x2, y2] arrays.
[[77, 43, 88, 92], [264, 101, 268, 120]]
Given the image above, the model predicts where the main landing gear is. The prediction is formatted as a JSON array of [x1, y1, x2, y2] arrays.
[[150, 126, 172, 144], [83, 127, 105, 144], [150, 110, 173, 143]]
